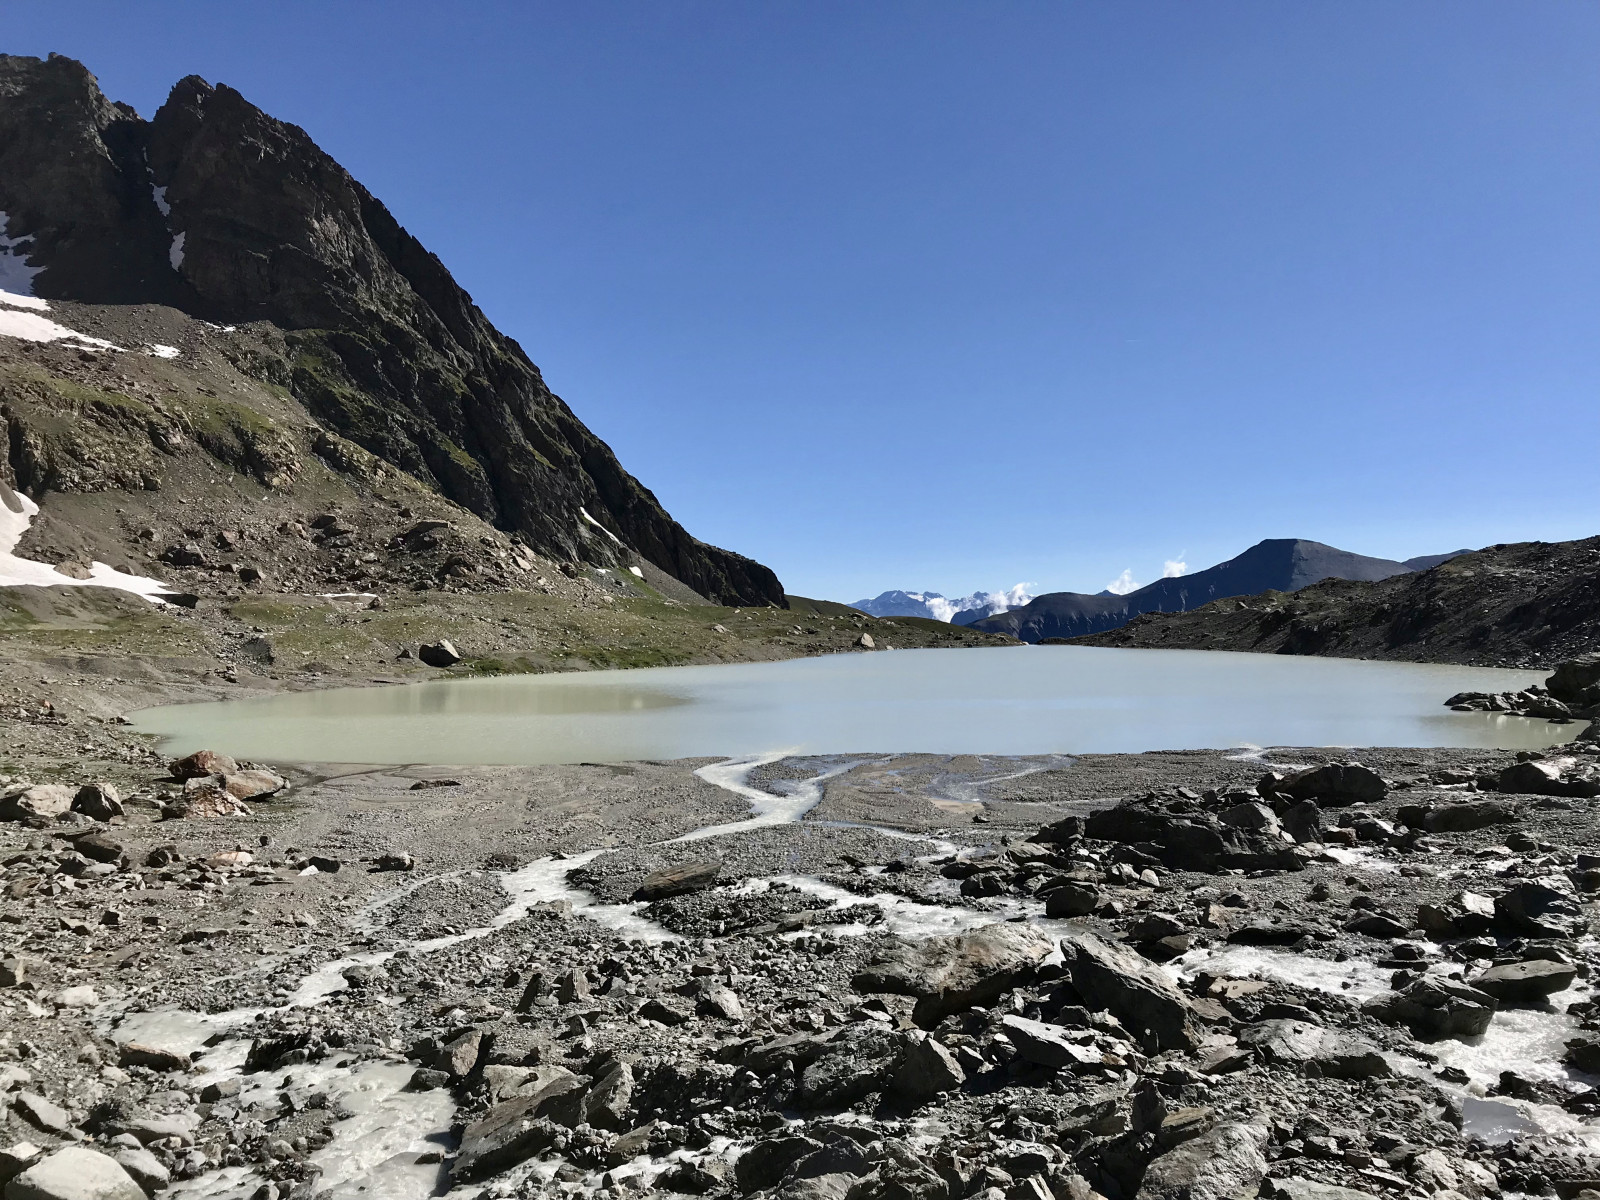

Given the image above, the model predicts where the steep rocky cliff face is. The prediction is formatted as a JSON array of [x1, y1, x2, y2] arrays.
[[0, 53, 782, 606]]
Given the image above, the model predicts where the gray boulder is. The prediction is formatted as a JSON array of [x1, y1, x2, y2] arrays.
[[1272, 1180, 1380, 1200], [1416, 891, 1495, 940], [1279, 762, 1386, 806], [1236, 1019, 1389, 1079], [1364, 976, 1496, 1039], [1062, 932, 1198, 1052], [1548, 652, 1600, 704], [1473, 959, 1578, 1003], [6, 1146, 145, 1200], [451, 1072, 587, 1181], [1001, 1015, 1103, 1070], [853, 921, 1056, 1027], [890, 1031, 966, 1103], [0, 784, 72, 823], [1422, 799, 1519, 832], [418, 639, 463, 668], [70, 783, 122, 821], [1494, 879, 1587, 938], [1138, 1122, 1268, 1200], [635, 859, 721, 900]]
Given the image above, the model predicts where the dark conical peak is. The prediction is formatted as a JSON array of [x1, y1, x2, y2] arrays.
[[0, 53, 786, 606]]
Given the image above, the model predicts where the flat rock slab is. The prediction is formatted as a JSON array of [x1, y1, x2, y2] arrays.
[[1237, 1019, 1389, 1079], [1062, 932, 1198, 1052], [1139, 1122, 1268, 1200], [6, 1145, 146, 1200], [853, 921, 1057, 1028], [634, 859, 722, 900], [1474, 959, 1578, 1003]]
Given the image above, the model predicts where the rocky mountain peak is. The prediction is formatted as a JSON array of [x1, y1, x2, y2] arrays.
[[0, 53, 783, 606]]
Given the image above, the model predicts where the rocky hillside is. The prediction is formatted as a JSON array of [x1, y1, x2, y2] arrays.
[[1073, 536, 1600, 668], [973, 538, 1427, 643], [0, 52, 781, 606]]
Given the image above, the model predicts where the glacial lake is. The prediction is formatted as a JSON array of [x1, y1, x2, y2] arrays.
[[128, 645, 1578, 766]]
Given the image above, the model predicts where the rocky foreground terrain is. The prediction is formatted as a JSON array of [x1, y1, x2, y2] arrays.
[[1072, 538, 1600, 670], [0, 656, 1598, 1200]]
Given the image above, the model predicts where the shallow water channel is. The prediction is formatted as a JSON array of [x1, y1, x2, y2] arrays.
[[130, 646, 1572, 765]]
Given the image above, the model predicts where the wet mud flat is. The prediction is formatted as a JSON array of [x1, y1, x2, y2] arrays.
[[2, 739, 1600, 1200]]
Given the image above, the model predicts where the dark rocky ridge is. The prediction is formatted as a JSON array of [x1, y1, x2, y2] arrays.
[[1073, 536, 1600, 668], [0, 52, 782, 606], [973, 538, 1427, 643]]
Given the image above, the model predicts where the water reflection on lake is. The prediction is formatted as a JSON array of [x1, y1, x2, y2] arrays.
[[130, 645, 1577, 767]]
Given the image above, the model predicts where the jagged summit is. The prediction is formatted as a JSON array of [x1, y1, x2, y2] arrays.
[[0, 53, 782, 606]]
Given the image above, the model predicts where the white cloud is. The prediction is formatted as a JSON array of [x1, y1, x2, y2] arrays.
[[1162, 558, 1187, 578], [1105, 569, 1139, 595]]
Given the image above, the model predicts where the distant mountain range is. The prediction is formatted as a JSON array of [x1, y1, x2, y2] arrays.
[[967, 539, 1469, 642], [853, 585, 1034, 625]]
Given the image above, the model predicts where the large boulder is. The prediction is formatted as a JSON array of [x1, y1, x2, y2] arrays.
[[853, 922, 1056, 1028], [1473, 959, 1578, 1003], [0, 784, 72, 823], [1061, 932, 1198, 1052], [451, 1070, 586, 1181], [1494, 879, 1587, 939], [1277, 762, 1386, 806], [1083, 795, 1301, 873], [1419, 799, 1520, 832], [418, 640, 463, 668], [634, 860, 721, 901], [1495, 757, 1600, 799], [1364, 976, 1496, 1039], [221, 770, 287, 801], [889, 1031, 966, 1103], [1547, 653, 1600, 704], [168, 750, 238, 780], [6, 1146, 146, 1200], [70, 783, 122, 821], [1416, 891, 1495, 940], [1236, 1019, 1389, 1079], [1138, 1122, 1268, 1200]]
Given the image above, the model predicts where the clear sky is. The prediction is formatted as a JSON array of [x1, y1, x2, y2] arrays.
[[9, 2, 1599, 602]]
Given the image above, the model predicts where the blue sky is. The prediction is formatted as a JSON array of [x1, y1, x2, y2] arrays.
[[10, 2, 1599, 602]]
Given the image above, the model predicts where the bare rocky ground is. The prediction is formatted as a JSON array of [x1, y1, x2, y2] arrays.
[[3, 668, 1600, 1200]]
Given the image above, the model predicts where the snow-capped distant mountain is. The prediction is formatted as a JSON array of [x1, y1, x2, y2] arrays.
[[851, 584, 1035, 625]]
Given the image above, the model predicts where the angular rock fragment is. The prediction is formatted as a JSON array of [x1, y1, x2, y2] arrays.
[[418, 639, 463, 667], [70, 782, 122, 821], [634, 859, 721, 900], [168, 750, 238, 780], [221, 769, 287, 800], [1494, 879, 1587, 938], [1364, 975, 1496, 1038], [1237, 1019, 1389, 1079], [1139, 1122, 1268, 1200], [451, 1072, 586, 1181], [890, 1030, 966, 1103], [117, 1043, 189, 1072], [1473, 958, 1577, 1003], [1044, 882, 1100, 918], [1061, 932, 1197, 1052], [0, 783, 72, 822], [1278, 762, 1386, 806], [1416, 891, 1495, 940], [6, 1146, 145, 1200], [853, 921, 1056, 1027]]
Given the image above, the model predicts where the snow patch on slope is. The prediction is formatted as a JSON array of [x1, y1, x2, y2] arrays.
[[0, 482, 172, 601], [0, 212, 43, 297]]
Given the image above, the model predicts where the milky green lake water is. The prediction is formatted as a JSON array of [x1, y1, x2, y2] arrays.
[[126, 645, 1577, 766]]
